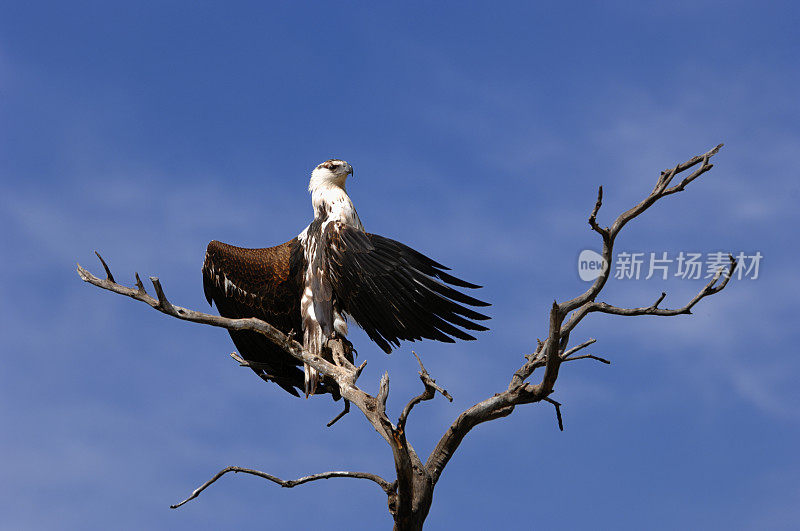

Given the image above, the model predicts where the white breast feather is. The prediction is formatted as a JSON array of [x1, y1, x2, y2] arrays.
[[299, 180, 362, 396]]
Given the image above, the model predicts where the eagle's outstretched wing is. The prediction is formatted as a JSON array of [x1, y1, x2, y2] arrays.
[[202, 239, 310, 397], [320, 222, 491, 353]]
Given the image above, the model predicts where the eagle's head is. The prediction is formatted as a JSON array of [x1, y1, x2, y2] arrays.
[[309, 159, 354, 191]]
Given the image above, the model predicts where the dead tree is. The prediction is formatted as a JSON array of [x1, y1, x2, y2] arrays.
[[78, 144, 732, 530]]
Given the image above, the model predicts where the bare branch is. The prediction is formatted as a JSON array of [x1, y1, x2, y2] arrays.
[[509, 341, 545, 389], [327, 400, 350, 427], [505, 339, 608, 374], [77, 258, 341, 384], [134, 272, 145, 294], [354, 360, 368, 382], [78, 254, 402, 457], [608, 144, 723, 238], [662, 144, 723, 196], [397, 352, 452, 433], [412, 351, 452, 402], [170, 466, 393, 509], [540, 301, 562, 395], [561, 338, 597, 359], [466, 251, 732, 478], [426, 144, 733, 489], [230, 352, 250, 367], [563, 353, 611, 365], [426, 392, 518, 484], [543, 397, 564, 431], [588, 186, 608, 238], [377, 372, 390, 414], [583, 255, 735, 320], [562, 144, 724, 316], [94, 251, 115, 283], [149, 276, 176, 315]]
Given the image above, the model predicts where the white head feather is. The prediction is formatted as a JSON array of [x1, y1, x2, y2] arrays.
[[306, 159, 362, 229], [308, 159, 353, 192]]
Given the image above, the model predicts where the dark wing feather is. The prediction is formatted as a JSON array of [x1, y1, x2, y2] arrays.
[[323, 223, 490, 353], [202, 239, 309, 397]]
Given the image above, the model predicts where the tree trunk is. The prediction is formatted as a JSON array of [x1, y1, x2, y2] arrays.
[[391, 471, 433, 530]]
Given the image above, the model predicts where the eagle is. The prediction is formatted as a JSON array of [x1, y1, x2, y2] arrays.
[[202, 159, 490, 398]]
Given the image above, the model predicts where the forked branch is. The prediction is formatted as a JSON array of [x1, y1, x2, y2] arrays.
[[424, 143, 733, 487], [398, 352, 453, 433]]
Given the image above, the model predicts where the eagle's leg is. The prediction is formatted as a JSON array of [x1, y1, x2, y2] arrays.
[[336, 334, 356, 364], [327, 332, 355, 368]]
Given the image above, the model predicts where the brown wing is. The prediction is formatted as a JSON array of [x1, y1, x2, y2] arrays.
[[202, 238, 310, 396]]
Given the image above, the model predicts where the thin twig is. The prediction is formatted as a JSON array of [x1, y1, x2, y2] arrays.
[[562, 354, 611, 365], [588, 186, 608, 238], [327, 400, 350, 427], [509, 340, 547, 389], [397, 352, 452, 432], [543, 397, 564, 431], [94, 251, 115, 283], [134, 272, 145, 294], [354, 360, 368, 382], [170, 466, 393, 509], [413, 351, 452, 401], [149, 276, 176, 314], [561, 338, 597, 359], [586, 256, 735, 319], [230, 352, 250, 367]]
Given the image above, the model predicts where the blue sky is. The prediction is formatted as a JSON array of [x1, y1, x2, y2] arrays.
[[1, 2, 798, 529]]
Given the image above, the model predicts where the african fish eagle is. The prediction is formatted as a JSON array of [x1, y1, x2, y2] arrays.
[[202, 159, 490, 397]]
